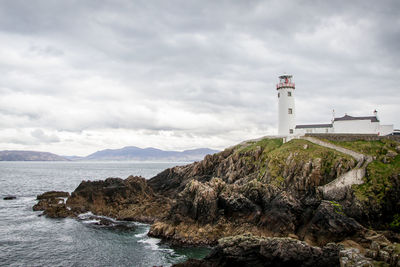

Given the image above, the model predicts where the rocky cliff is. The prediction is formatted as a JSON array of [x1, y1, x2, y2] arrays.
[[34, 137, 400, 266], [66, 176, 172, 223], [148, 138, 362, 245]]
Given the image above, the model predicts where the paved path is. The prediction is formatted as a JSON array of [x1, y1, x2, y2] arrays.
[[299, 136, 373, 200], [300, 136, 365, 162]]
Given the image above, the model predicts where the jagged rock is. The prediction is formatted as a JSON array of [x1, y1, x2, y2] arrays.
[[300, 201, 365, 245], [339, 248, 373, 267], [43, 204, 74, 218], [171, 179, 219, 224], [33, 197, 65, 211], [32, 137, 400, 256], [365, 240, 400, 267], [379, 231, 400, 243], [37, 191, 70, 200], [260, 191, 303, 234], [174, 235, 343, 267], [33, 191, 72, 217], [66, 175, 170, 222], [218, 190, 258, 217]]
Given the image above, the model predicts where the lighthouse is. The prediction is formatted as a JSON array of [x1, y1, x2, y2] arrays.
[[276, 74, 296, 135]]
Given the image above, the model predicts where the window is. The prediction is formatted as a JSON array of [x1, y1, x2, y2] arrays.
[[289, 129, 294, 134], [288, 92, 292, 97], [288, 108, 293, 114], [278, 93, 280, 98]]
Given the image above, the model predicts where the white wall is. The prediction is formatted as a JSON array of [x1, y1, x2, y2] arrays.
[[295, 127, 333, 135], [379, 124, 394, 136], [333, 120, 394, 135], [295, 121, 394, 136], [278, 88, 295, 135], [333, 120, 378, 134]]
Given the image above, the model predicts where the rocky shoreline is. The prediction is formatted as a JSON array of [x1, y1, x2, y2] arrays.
[[33, 137, 400, 266]]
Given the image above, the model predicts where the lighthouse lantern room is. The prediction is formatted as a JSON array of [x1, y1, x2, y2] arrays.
[[277, 74, 296, 135]]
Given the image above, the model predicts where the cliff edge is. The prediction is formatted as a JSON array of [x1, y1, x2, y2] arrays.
[[34, 137, 400, 266]]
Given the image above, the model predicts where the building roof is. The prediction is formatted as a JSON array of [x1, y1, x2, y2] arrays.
[[333, 115, 379, 122], [295, 124, 333, 129]]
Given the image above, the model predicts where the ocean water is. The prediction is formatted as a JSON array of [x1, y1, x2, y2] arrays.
[[0, 161, 210, 267]]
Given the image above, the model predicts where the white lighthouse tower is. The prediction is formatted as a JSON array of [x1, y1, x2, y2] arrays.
[[277, 74, 296, 135]]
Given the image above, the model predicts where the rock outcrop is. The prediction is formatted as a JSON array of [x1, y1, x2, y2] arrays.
[[147, 138, 365, 245], [66, 175, 171, 222], [33, 137, 400, 265], [173, 234, 343, 267], [34, 176, 171, 223], [33, 191, 73, 218]]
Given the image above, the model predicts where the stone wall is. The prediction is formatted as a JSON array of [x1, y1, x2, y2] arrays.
[[305, 133, 400, 142]]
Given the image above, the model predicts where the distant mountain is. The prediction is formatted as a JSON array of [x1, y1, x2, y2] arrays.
[[0, 150, 68, 161], [62, 155, 85, 161], [83, 146, 219, 161], [0, 147, 220, 162]]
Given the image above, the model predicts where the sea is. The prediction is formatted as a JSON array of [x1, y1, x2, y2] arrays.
[[0, 161, 210, 267]]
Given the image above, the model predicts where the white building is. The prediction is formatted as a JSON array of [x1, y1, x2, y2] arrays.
[[296, 113, 394, 136], [277, 74, 296, 135], [276, 75, 395, 136]]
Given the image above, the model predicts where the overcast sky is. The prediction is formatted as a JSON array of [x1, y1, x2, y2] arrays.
[[0, 0, 399, 156]]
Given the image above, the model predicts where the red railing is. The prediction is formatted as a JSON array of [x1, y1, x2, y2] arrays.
[[276, 82, 295, 89]]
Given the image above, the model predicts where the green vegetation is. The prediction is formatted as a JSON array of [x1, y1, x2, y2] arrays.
[[327, 139, 398, 157], [321, 138, 400, 229], [315, 138, 400, 208], [336, 139, 400, 208], [234, 138, 355, 188], [236, 138, 283, 154], [394, 243, 400, 255], [372, 261, 390, 267], [390, 214, 400, 231], [235, 138, 283, 182], [267, 139, 354, 180], [354, 155, 400, 204], [234, 137, 400, 230], [328, 200, 345, 215]]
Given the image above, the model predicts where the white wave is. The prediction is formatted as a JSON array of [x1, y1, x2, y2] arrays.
[[133, 221, 149, 226], [137, 237, 161, 251], [95, 215, 118, 223], [134, 231, 148, 238], [82, 219, 100, 224], [137, 236, 176, 255], [77, 211, 94, 219]]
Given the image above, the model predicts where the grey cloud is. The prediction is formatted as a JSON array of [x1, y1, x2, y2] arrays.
[[0, 0, 399, 154], [30, 129, 60, 143]]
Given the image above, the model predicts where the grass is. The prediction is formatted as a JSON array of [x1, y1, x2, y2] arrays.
[[236, 138, 283, 154], [234, 137, 400, 231], [354, 155, 400, 201], [267, 139, 354, 179], [313, 138, 400, 209], [333, 139, 400, 229], [326, 139, 398, 157], [234, 138, 355, 188]]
